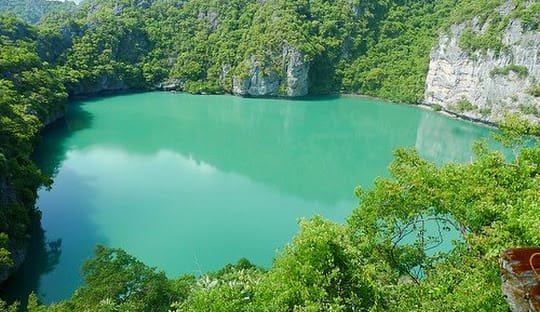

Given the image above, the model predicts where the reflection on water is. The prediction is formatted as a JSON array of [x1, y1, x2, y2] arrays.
[[415, 112, 487, 163], [35, 103, 95, 178], [0, 222, 61, 307], [1, 93, 492, 304]]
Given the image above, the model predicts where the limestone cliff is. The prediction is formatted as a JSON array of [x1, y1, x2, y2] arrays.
[[425, 18, 539, 123], [232, 45, 309, 97], [71, 74, 130, 96]]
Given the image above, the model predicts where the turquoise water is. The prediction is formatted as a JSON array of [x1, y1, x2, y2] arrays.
[[2, 92, 491, 304]]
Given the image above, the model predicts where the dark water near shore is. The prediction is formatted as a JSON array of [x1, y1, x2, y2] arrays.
[[1, 92, 491, 304]]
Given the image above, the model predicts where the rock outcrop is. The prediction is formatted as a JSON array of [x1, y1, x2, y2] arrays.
[[425, 18, 540, 123], [71, 74, 130, 96], [155, 79, 183, 91], [233, 45, 309, 97], [501, 248, 540, 312]]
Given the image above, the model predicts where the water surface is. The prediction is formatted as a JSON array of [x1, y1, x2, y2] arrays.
[[3, 92, 492, 303]]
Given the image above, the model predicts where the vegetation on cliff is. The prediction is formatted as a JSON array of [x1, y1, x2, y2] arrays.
[[2, 0, 536, 100], [0, 14, 67, 274], [0, 0, 75, 24], [455, 0, 539, 56]]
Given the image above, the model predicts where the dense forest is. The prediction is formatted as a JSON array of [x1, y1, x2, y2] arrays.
[[0, 14, 67, 284], [0, 0, 539, 310], [4, 0, 537, 101], [0, 0, 75, 24]]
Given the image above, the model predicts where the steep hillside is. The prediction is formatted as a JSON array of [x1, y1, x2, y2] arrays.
[[0, 14, 67, 283], [2, 0, 536, 108], [0, 0, 76, 24], [45, 0, 378, 97], [425, 0, 540, 123]]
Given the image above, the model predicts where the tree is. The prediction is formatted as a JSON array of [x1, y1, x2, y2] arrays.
[[62, 246, 174, 312]]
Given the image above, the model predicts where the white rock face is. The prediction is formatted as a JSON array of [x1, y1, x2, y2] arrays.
[[232, 55, 281, 96], [233, 45, 309, 97], [284, 45, 309, 97], [424, 20, 540, 123]]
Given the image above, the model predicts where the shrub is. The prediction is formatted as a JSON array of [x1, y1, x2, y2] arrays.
[[520, 104, 539, 116], [527, 84, 540, 97], [454, 98, 476, 112], [490, 64, 529, 79]]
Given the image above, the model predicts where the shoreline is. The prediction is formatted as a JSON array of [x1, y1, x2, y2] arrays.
[[340, 93, 499, 129], [58, 87, 504, 130]]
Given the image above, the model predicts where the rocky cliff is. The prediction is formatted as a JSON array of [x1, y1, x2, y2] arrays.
[[70, 75, 130, 96], [425, 18, 540, 123], [232, 45, 310, 97]]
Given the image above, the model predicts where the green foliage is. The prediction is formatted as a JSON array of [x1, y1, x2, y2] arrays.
[[27, 294, 47, 312], [340, 0, 536, 103], [510, 1, 540, 31], [0, 299, 18, 312], [25, 246, 176, 312], [528, 84, 540, 97], [520, 104, 539, 116], [479, 107, 492, 116], [342, 0, 456, 103], [254, 217, 374, 311], [0, 14, 66, 271], [172, 259, 263, 312], [453, 98, 476, 112], [432, 104, 443, 112], [490, 64, 529, 78], [454, 0, 538, 57], [2, 0, 535, 103], [492, 113, 540, 148], [66, 246, 174, 311], [0, 0, 75, 24], [0, 233, 12, 267], [1, 0, 530, 103], [458, 26, 506, 56], [347, 122, 539, 310]]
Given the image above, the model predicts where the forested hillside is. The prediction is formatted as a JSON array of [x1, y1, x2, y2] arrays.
[[0, 0, 75, 23], [1, 0, 535, 102], [0, 14, 67, 283], [0, 0, 539, 310], [33, 0, 457, 100]]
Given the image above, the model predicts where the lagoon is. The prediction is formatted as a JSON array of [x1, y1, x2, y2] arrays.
[[2, 92, 491, 303]]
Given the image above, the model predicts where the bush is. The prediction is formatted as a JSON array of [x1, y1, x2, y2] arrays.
[[454, 98, 476, 112], [520, 104, 539, 116], [490, 64, 529, 79], [527, 84, 540, 97], [432, 104, 443, 111]]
